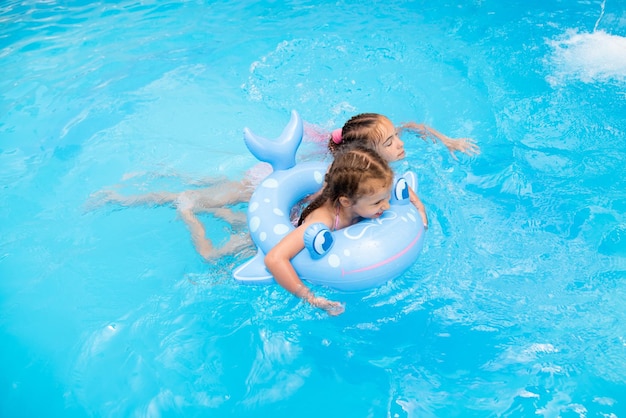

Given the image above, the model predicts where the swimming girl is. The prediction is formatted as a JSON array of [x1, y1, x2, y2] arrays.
[[264, 145, 394, 316], [326, 113, 479, 228], [326, 114, 480, 161]]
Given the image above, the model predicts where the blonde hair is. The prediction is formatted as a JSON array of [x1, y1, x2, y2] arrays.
[[327, 113, 390, 154], [298, 145, 393, 226]]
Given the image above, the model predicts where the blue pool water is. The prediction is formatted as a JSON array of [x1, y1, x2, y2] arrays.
[[2, 0, 626, 416]]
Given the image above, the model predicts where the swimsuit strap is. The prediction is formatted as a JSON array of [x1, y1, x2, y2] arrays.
[[333, 205, 340, 231]]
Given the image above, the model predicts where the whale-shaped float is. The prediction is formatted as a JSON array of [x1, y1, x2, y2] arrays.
[[232, 110, 425, 291]]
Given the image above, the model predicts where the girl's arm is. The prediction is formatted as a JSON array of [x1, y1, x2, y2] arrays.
[[398, 122, 480, 160], [409, 187, 428, 229], [265, 225, 345, 316]]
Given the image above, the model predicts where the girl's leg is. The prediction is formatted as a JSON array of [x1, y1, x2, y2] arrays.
[[192, 181, 254, 209], [95, 179, 249, 211], [178, 208, 215, 261], [211, 208, 247, 226], [214, 232, 252, 257], [87, 190, 179, 209], [177, 207, 251, 261]]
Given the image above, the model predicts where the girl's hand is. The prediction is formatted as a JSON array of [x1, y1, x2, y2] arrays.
[[399, 122, 480, 160], [443, 137, 480, 159], [308, 296, 345, 316]]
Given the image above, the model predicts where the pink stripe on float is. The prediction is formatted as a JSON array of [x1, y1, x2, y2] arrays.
[[341, 229, 423, 277]]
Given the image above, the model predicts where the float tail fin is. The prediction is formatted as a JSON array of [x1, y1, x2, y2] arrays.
[[243, 110, 303, 171], [233, 251, 275, 285]]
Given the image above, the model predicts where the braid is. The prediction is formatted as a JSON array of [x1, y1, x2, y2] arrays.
[[298, 188, 330, 226], [298, 145, 393, 226], [328, 113, 388, 154]]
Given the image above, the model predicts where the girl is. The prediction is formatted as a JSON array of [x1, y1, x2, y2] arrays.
[[327, 113, 479, 228], [264, 145, 394, 316], [327, 114, 480, 161]]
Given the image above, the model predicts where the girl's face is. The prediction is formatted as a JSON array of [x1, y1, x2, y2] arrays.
[[374, 118, 406, 162], [344, 179, 391, 219]]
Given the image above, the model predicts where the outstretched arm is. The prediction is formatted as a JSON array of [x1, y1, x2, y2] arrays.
[[265, 226, 345, 316], [398, 122, 480, 160]]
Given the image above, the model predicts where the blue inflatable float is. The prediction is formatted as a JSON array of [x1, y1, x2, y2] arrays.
[[233, 110, 425, 291]]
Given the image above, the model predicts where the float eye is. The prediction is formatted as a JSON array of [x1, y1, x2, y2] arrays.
[[314, 230, 333, 254], [394, 178, 409, 201], [303, 223, 334, 259]]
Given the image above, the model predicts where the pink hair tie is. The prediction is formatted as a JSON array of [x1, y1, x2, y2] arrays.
[[331, 128, 343, 144]]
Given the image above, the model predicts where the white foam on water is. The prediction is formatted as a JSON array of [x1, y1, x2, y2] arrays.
[[547, 30, 626, 85]]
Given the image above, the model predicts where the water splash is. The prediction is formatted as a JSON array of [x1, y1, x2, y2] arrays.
[[546, 29, 626, 86]]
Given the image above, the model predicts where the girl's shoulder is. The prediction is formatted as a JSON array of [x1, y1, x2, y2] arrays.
[[301, 204, 334, 230]]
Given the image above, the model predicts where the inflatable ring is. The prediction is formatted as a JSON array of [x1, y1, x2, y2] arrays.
[[233, 110, 425, 291]]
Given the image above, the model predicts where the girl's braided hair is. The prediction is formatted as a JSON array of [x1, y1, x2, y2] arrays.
[[328, 113, 389, 154], [298, 145, 393, 226]]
